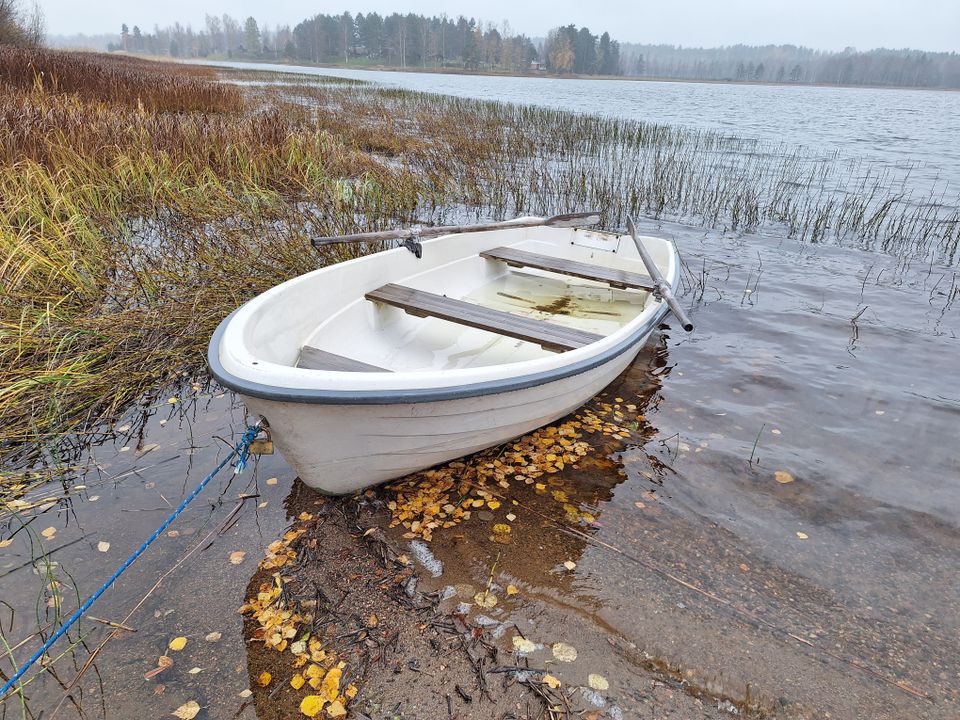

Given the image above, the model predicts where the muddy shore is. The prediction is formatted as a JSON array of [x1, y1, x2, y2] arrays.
[[242, 480, 746, 720]]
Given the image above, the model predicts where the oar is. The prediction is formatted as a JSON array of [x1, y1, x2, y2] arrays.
[[310, 212, 601, 248], [626, 216, 695, 332]]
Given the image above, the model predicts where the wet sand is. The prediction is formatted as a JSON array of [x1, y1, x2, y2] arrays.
[[1, 219, 958, 719]]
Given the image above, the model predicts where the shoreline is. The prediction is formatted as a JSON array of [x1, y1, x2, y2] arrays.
[[194, 54, 960, 93]]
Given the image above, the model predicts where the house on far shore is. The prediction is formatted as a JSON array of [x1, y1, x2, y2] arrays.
[[529, 60, 545, 72]]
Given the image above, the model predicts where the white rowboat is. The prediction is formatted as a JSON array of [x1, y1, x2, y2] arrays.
[[208, 217, 684, 494]]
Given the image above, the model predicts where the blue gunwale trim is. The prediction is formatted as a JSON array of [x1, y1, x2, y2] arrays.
[[206, 303, 670, 406]]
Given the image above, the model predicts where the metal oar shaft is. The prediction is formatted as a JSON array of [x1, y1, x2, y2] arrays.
[[626, 217, 694, 332], [311, 212, 601, 248]]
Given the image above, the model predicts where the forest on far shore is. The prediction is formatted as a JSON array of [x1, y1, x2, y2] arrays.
[[49, 9, 960, 89]]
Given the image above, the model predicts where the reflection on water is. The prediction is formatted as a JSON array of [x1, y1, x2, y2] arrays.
[[2, 220, 958, 718]]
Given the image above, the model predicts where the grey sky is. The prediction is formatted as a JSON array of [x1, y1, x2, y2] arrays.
[[39, 0, 960, 53]]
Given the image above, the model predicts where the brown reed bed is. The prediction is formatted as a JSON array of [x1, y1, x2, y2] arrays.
[[1, 48, 958, 476], [0, 46, 242, 112]]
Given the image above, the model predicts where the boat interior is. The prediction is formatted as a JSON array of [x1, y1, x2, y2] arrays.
[[294, 235, 660, 374]]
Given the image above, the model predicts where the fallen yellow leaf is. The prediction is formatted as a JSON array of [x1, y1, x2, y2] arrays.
[[290, 673, 305, 690], [474, 590, 497, 608], [796, 531, 809, 540], [588, 673, 609, 690], [320, 666, 342, 702], [229, 551, 246, 565], [167, 397, 178, 404], [512, 636, 536, 653], [775, 471, 794, 484], [168, 636, 188, 651], [257, 671, 272, 686], [543, 674, 561, 689], [563, 560, 576, 571], [345, 684, 358, 699], [327, 700, 347, 718], [97, 541, 110, 552], [204, 631, 221, 642], [487, 500, 501, 510], [299, 695, 325, 717], [0, 538, 13, 548], [171, 700, 200, 719], [506, 584, 519, 595], [41, 526, 57, 539], [266, 477, 278, 486], [552, 642, 578, 662]]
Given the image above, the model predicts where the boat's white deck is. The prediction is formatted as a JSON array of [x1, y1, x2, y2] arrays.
[[302, 242, 651, 373]]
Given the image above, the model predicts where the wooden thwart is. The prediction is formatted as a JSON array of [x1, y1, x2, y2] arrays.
[[365, 283, 603, 353], [298, 346, 390, 372], [480, 246, 656, 291]]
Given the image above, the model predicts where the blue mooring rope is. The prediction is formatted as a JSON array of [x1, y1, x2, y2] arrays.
[[0, 423, 262, 700]]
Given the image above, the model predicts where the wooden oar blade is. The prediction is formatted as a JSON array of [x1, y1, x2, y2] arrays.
[[544, 212, 602, 228]]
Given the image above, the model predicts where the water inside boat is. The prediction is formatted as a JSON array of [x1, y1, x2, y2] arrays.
[[300, 241, 653, 373]]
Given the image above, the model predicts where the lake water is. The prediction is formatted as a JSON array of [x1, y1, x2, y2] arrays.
[[210, 61, 960, 202]]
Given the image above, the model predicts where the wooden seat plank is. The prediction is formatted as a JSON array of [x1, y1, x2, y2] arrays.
[[298, 345, 390, 372], [365, 283, 603, 353], [480, 246, 656, 291]]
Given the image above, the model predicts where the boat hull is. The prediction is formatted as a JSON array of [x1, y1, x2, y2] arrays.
[[208, 220, 680, 494], [240, 337, 648, 494]]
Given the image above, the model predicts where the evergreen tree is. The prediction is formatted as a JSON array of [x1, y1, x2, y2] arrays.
[[244, 16, 260, 56]]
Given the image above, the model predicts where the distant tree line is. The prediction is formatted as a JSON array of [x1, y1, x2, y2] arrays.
[[111, 12, 542, 72], [0, 0, 43, 46], [290, 13, 544, 71], [619, 43, 960, 89], [94, 11, 959, 89], [109, 12, 622, 75]]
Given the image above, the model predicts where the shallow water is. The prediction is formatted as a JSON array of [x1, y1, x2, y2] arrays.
[[0, 395, 297, 719], [2, 218, 957, 718]]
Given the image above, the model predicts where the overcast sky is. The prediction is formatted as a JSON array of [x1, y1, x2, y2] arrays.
[[38, 0, 960, 53]]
